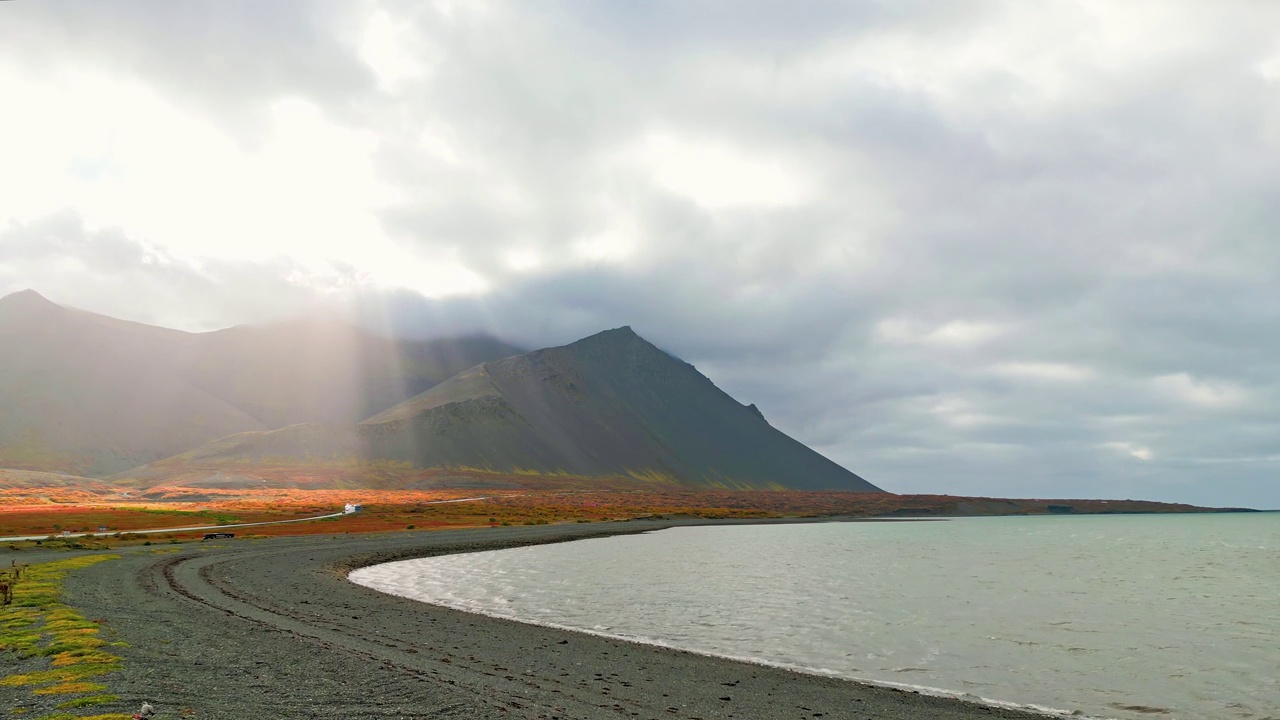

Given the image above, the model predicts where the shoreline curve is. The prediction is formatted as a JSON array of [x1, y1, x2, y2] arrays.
[[346, 519, 1106, 720], [13, 519, 1065, 719]]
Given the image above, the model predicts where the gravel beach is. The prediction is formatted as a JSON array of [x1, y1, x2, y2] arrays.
[[4, 520, 1050, 719]]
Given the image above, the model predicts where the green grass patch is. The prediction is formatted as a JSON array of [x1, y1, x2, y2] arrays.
[[0, 556, 124, 714], [37, 635, 106, 656], [55, 694, 119, 709], [31, 681, 108, 695], [3, 662, 122, 687]]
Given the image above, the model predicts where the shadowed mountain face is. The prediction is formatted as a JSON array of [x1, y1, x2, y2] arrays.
[[0, 290, 523, 476], [163, 327, 881, 492]]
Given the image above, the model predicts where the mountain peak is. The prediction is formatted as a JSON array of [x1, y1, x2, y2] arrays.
[[584, 325, 639, 340], [1, 288, 55, 305], [567, 325, 649, 349], [367, 324, 879, 490], [0, 289, 62, 316], [560, 326, 669, 365]]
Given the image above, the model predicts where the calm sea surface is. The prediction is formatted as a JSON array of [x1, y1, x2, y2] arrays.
[[349, 514, 1280, 720]]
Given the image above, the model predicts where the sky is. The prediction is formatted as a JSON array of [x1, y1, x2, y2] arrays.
[[1, 1, 1278, 508]]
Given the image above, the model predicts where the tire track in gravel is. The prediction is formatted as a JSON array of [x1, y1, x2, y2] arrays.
[[151, 545, 645, 718], [150, 551, 548, 717]]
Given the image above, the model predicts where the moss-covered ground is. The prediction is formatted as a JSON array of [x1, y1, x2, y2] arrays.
[[1, 556, 132, 720]]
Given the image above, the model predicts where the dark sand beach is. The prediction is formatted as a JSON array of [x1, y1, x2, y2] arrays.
[[4, 521, 1050, 719]]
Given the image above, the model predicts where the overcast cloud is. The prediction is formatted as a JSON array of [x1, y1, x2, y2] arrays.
[[2, 1, 1278, 507]]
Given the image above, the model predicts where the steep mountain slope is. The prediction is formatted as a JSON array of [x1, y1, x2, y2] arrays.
[[0, 290, 264, 475], [0, 290, 523, 476], [154, 327, 881, 491]]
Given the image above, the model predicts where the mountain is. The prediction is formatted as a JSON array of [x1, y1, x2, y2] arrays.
[[0, 290, 261, 476], [0, 290, 523, 476], [146, 327, 881, 492], [183, 314, 524, 428]]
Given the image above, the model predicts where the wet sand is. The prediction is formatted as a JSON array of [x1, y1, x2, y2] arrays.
[[5, 520, 1051, 719]]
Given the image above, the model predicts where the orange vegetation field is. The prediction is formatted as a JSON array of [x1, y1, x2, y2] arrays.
[[1, 479, 1238, 549]]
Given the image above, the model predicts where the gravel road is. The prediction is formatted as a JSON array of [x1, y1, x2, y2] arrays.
[[4, 521, 1049, 719]]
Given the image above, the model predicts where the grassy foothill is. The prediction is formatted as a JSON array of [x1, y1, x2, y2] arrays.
[[1, 555, 132, 720]]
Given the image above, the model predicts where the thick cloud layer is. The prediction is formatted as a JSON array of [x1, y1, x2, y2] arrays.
[[2, 1, 1278, 506]]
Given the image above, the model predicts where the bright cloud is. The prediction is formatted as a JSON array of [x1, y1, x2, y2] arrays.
[[1152, 373, 1247, 409], [929, 395, 998, 429], [636, 133, 811, 208], [993, 362, 1095, 382], [876, 318, 1009, 347], [1102, 441, 1154, 461], [2, 0, 1279, 507]]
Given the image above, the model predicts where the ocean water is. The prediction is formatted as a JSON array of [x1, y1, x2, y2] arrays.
[[349, 514, 1280, 720]]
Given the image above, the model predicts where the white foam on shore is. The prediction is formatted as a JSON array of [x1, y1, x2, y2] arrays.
[[349, 566, 1117, 720]]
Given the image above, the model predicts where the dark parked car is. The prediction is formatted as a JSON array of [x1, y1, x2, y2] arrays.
[[202, 532, 235, 540]]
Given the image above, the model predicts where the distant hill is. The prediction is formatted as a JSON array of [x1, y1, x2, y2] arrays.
[[0, 290, 523, 476], [136, 327, 882, 492], [0, 468, 120, 492]]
